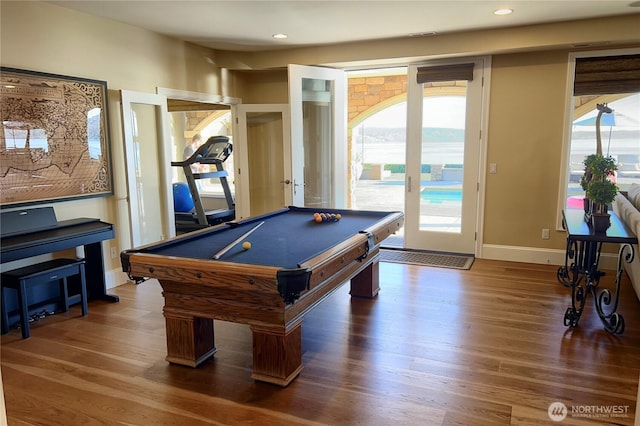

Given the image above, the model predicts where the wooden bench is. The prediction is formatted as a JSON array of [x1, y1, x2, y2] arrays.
[[1, 258, 87, 338]]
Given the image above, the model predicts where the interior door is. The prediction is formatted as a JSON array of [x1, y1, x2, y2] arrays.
[[234, 104, 291, 219], [120, 90, 173, 247], [404, 58, 488, 254], [288, 64, 347, 208]]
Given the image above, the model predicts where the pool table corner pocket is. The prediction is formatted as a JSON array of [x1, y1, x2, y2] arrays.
[[276, 268, 312, 304]]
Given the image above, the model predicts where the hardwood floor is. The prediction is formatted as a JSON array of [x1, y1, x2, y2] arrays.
[[2, 259, 639, 425]]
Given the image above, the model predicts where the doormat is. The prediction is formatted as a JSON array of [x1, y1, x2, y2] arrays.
[[380, 248, 474, 270]]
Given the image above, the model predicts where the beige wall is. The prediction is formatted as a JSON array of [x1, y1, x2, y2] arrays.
[[0, 1, 231, 281], [2, 1, 639, 280], [0, 2, 224, 94], [233, 70, 289, 104], [485, 50, 570, 248]]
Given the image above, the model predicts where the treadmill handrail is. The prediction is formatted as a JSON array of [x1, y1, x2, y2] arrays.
[[172, 135, 231, 166]]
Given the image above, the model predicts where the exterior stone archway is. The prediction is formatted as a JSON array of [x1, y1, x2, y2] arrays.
[[349, 74, 408, 127], [346, 71, 467, 207], [183, 110, 231, 141]]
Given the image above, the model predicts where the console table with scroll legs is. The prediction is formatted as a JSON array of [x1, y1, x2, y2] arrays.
[[557, 208, 637, 334]]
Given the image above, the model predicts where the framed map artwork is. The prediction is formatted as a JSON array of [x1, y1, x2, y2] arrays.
[[0, 67, 113, 207]]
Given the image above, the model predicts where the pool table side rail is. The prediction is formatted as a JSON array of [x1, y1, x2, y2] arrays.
[[124, 254, 285, 294], [283, 211, 403, 321], [282, 250, 384, 328], [300, 211, 404, 289]]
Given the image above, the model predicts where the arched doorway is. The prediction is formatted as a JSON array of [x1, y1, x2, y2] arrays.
[[347, 66, 483, 252]]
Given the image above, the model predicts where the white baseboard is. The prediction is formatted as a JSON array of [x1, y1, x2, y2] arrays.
[[480, 244, 619, 271], [106, 268, 130, 289]]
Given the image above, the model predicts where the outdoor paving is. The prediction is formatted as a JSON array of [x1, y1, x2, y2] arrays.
[[352, 173, 462, 242]]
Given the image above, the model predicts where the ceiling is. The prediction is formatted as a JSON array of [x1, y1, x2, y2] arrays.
[[49, 1, 640, 52]]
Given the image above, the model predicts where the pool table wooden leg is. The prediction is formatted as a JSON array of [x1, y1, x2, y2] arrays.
[[250, 322, 303, 387], [350, 260, 380, 298], [164, 313, 216, 367]]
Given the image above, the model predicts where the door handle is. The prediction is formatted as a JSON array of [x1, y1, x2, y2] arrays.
[[407, 176, 412, 192], [292, 179, 303, 195], [280, 179, 291, 185]]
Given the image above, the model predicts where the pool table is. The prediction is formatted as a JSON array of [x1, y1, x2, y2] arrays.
[[121, 206, 404, 386]]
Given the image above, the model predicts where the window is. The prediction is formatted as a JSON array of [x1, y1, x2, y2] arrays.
[[563, 50, 640, 212]]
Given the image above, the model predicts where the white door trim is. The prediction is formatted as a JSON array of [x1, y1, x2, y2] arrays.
[[120, 90, 173, 247]]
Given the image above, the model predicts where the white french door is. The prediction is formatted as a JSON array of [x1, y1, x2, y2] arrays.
[[404, 57, 488, 254], [288, 64, 347, 208], [120, 90, 173, 248], [234, 66, 348, 218]]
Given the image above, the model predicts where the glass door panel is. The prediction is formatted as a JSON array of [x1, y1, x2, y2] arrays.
[[289, 65, 347, 208], [121, 90, 172, 248], [405, 58, 485, 254], [301, 79, 333, 207], [419, 94, 466, 233], [131, 104, 164, 243]]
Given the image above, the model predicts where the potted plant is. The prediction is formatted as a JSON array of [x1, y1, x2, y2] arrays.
[[581, 154, 617, 221], [585, 178, 618, 233], [583, 154, 617, 181]]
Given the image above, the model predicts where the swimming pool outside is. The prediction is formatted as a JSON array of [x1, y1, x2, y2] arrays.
[[371, 179, 463, 203], [421, 187, 462, 203], [352, 175, 463, 242]]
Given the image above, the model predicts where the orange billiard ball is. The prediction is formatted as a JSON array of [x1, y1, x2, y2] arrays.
[[242, 241, 252, 250]]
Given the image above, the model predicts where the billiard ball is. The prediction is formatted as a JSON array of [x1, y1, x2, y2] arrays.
[[313, 212, 342, 223], [242, 241, 251, 250]]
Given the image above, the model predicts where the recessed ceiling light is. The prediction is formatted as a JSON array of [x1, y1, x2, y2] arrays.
[[272, 33, 288, 40], [494, 8, 514, 16]]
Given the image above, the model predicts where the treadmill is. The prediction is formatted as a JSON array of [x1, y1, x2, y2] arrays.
[[172, 135, 235, 232]]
